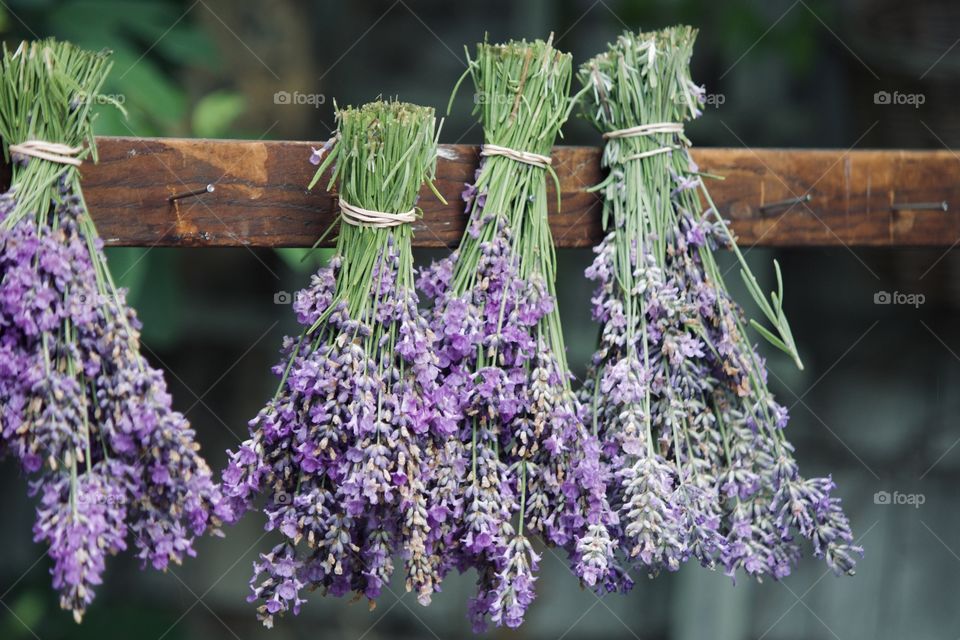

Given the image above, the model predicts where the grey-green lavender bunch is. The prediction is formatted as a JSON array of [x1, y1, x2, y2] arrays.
[[578, 26, 860, 582]]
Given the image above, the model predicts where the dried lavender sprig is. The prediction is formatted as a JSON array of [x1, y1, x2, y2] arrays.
[[0, 40, 225, 623], [223, 100, 449, 627], [579, 27, 860, 581], [420, 36, 625, 631]]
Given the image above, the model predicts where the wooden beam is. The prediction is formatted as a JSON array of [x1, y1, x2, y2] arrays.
[[61, 136, 960, 248]]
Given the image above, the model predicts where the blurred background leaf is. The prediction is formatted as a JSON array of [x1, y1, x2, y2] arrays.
[[191, 90, 246, 138]]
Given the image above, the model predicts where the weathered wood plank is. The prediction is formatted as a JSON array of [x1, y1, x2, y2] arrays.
[[62, 136, 960, 247]]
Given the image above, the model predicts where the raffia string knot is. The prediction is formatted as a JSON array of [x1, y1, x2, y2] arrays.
[[480, 143, 552, 169], [602, 122, 685, 162], [8, 140, 83, 166], [602, 122, 684, 139], [339, 198, 416, 229]]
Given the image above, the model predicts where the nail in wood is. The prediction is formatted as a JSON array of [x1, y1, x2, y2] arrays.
[[890, 201, 948, 212], [759, 194, 812, 213], [168, 184, 215, 202]]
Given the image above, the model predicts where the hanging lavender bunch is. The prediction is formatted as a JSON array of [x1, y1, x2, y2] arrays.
[[0, 40, 226, 622], [221, 101, 450, 627], [419, 37, 625, 632], [578, 27, 860, 581]]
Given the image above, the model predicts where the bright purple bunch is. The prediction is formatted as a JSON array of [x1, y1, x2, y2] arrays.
[[0, 182, 226, 622], [0, 41, 226, 622], [421, 213, 624, 631], [221, 100, 450, 627], [223, 243, 454, 625], [414, 36, 627, 630], [422, 176, 629, 633]]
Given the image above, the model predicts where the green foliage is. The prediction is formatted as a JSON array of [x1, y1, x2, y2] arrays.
[[26, 0, 220, 135], [275, 247, 335, 272], [105, 248, 183, 348], [191, 90, 247, 138], [609, 0, 823, 76], [2, 591, 46, 638]]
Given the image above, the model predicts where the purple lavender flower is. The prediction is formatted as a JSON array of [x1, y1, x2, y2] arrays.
[[0, 180, 225, 623], [580, 26, 858, 585], [582, 200, 860, 582], [225, 239, 452, 626], [0, 41, 225, 623], [225, 100, 448, 625], [418, 188, 623, 628], [31, 460, 131, 622]]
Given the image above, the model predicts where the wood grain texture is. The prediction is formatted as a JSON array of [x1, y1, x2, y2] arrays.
[[57, 136, 960, 248]]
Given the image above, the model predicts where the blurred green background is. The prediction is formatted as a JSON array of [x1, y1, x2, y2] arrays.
[[2, 1, 959, 638]]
